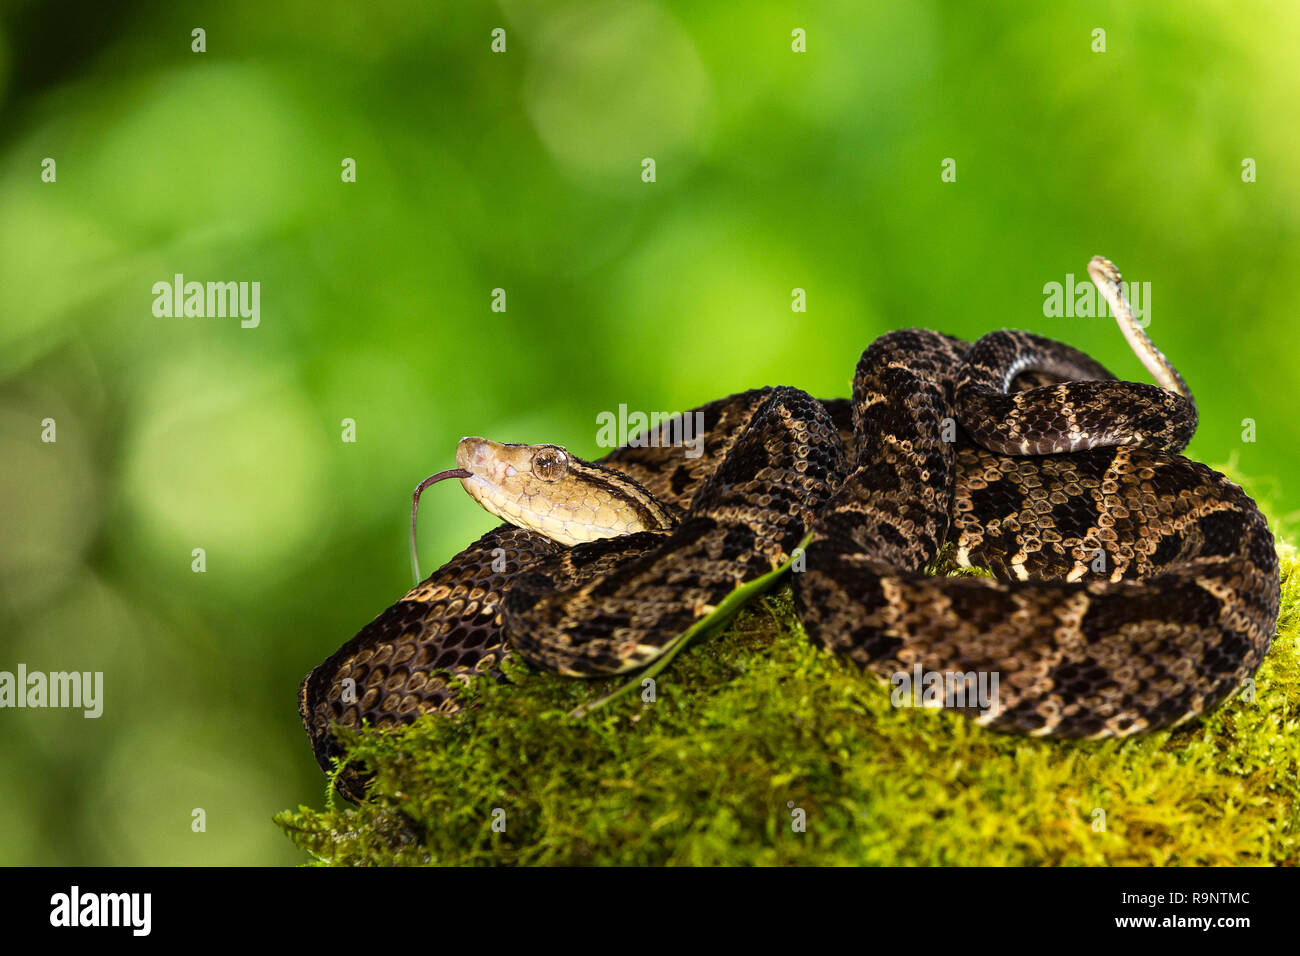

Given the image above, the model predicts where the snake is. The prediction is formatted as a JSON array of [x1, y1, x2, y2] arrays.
[[299, 257, 1281, 800]]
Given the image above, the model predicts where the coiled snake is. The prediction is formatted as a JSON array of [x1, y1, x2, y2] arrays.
[[299, 258, 1280, 799]]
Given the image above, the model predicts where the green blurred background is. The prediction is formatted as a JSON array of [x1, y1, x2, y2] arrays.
[[1, 0, 1296, 865]]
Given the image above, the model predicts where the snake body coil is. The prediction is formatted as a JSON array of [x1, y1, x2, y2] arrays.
[[300, 259, 1280, 799]]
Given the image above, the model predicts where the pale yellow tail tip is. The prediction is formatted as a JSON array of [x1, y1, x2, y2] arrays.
[[1087, 255, 1121, 286]]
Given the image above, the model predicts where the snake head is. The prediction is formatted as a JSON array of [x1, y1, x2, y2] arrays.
[[455, 437, 675, 545], [458, 437, 570, 484]]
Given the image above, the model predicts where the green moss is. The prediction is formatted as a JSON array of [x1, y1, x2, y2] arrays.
[[277, 540, 1300, 866]]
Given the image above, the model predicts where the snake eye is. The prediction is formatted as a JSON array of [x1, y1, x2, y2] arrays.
[[531, 446, 568, 482]]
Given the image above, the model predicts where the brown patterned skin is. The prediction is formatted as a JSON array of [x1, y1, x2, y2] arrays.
[[298, 525, 561, 797], [298, 391, 785, 799], [502, 387, 846, 676], [955, 330, 1198, 455], [300, 328, 1279, 799], [796, 330, 1277, 739]]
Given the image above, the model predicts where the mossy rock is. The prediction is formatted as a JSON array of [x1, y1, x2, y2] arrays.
[[277, 540, 1299, 866]]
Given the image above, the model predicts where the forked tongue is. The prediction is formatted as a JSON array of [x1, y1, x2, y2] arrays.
[[410, 469, 472, 585]]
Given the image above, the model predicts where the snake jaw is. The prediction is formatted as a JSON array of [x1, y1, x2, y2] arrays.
[[455, 436, 676, 546]]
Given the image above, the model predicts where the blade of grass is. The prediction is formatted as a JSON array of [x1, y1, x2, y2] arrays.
[[569, 533, 814, 717]]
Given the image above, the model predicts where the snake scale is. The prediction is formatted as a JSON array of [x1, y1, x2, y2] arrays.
[[300, 258, 1280, 800]]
